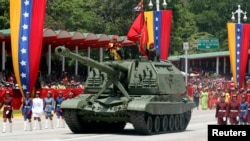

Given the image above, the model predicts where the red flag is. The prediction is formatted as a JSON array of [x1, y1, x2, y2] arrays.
[[139, 19, 148, 56], [127, 12, 144, 41]]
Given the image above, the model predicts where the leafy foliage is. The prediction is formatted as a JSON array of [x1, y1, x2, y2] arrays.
[[0, 0, 9, 29], [1, 0, 250, 55]]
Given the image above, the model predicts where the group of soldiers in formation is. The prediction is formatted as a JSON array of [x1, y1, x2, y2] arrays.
[[0, 90, 73, 133], [215, 87, 250, 125]]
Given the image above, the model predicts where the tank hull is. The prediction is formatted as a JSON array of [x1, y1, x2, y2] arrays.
[[61, 94, 195, 134]]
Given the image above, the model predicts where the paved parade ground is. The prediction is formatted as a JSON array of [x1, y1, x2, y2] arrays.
[[0, 109, 217, 141]]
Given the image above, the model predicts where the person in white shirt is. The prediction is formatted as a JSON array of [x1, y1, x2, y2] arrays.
[[32, 91, 43, 130]]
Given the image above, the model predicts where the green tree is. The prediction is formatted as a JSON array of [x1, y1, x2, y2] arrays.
[[45, 0, 137, 35], [168, 0, 198, 55], [0, 0, 9, 29], [188, 0, 250, 51], [1, 0, 250, 56]]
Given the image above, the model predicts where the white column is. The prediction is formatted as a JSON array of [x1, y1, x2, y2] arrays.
[[99, 47, 103, 62], [185, 50, 188, 86], [216, 56, 219, 75], [248, 58, 250, 74], [224, 57, 226, 74], [48, 44, 51, 75], [62, 45, 65, 72], [87, 46, 91, 74], [62, 56, 65, 72], [183, 42, 189, 86], [2, 41, 5, 71], [75, 46, 78, 75]]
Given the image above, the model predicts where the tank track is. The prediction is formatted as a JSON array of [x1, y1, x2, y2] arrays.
[[63, 109, 126, 133], [63, 109, 90, 133], [128, 110, 192, 135]]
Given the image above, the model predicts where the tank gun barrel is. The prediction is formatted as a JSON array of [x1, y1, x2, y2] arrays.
[[55, 46, 115, 75]]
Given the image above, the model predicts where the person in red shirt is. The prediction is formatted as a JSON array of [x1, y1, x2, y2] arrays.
[[246, 89, 250, 125], [215, 94, 228, 125], [227, 94, 240, 125], [0, 91, 13, 133], [237, 88, 245, 103]]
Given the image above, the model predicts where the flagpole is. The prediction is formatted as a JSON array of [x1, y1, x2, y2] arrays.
[[156, 0, 160, 11], [183, 42, 189, 86]]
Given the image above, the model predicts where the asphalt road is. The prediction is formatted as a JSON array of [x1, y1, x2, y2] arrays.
[[0, 109, 216, 141]]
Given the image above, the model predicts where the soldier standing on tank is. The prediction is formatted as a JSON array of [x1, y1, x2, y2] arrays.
[[0, 91, 13, 133], [239, 94, 248, 125], [55, 91, 66, 128], [44, 91, 55, 129], [227, 94, 240, 125], [22, 91, 33, 131], [32, 91, 43, 130], [146, 43, 159, 61], [106, 37, 123, 60], [215, 94, 228, 125]]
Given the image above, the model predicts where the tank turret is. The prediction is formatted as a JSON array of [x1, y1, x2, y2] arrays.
[[55, 46, 131, 101], [55, 46, 196, 135]]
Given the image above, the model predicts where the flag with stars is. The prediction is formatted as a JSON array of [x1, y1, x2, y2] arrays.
[[10, 0, 46, 95], [227, 23, 250, 88], [144, 10, 172, 60]]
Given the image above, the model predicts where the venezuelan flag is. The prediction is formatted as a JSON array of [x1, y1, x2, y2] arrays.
[[10, 0, 46, 95], [227, 23, 250, 88], [144, 10, 172, 60]]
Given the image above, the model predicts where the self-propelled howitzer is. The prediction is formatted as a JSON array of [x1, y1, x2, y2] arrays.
[[55, 46, 195, 135]]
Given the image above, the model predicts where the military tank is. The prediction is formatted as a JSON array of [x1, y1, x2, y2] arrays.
[[55, 46, 196, 135]]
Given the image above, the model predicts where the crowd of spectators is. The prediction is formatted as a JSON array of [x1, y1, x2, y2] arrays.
[[188, 71, 249, 110], [0, 70, 85, 90]]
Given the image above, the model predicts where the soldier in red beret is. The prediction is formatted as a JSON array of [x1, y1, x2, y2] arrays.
[[227, 94, 240, 125], [0, 91, 13, 133], [237, 88, 245, 103], [215, 94, 228, 125]]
